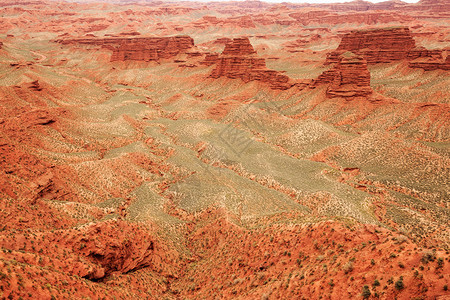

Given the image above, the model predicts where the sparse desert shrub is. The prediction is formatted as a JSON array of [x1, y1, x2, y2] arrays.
[[373, 279, 380, 287], [437, 257, 444, 268], [362, 285, 371, 299], [421, 251, 436, 264], [395, 278, 404, 290]]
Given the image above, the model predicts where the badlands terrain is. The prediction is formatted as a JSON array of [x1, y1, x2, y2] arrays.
[[0, 0, 449, 298]]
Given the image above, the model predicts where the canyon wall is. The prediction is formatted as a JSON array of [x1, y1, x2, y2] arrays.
[[326, 26, 449, 71], [56, 36, 194, 62], [314, 52, 373, 98], [326, 27, 416, 64]]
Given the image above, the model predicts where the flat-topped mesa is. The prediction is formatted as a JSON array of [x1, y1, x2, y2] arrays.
[[111, 36, 194, 62], [56, 36, 194, 62], [326, 27, 416, 64], [209, 38, 293, 90], [221, 37, 257, 56], [314, 52, 373, 98]]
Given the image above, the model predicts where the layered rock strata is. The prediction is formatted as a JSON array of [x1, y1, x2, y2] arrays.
[[409, 54, 450, 70], [56, 36, 194, 62], [326, 27, 450, 71], [209, 37, 293, 90], [326, 27, 416, 64], [314, 52, 373, 98]]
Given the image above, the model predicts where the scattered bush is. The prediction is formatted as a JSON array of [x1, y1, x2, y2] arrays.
[[395, 279, 404, 290], [373, 279, 380, 287], [362, 285, 371, 299], [421, 251, 436, 264], [437, 258, 444, 268]]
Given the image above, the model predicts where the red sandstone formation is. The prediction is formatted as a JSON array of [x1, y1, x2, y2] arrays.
[[289, 10, 414, 26], [200, 53, 220, 66], [409, 55, 450, 71], [327, 27, 450, 70], [209, 37, 293, 90], [283, 34, 322, 52], [408, 49, 450, 70], [407, 46, 443, 61], [412, 0, 450, 13], [57, 36, 194, 62], [326, 27, 416, 64], [213, 37, 232, 45], [221, 37, 257, 56], [314, 52, 373, 98], [196, 15, 256, 29]]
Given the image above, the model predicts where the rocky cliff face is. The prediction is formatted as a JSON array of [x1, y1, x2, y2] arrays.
[[326, 26, 450, 70], [200, 53, 220, 66], [56, 36, 194, 62], [414, 0, 450, 13], [221, 37, 257, 56], [326, 27, 416, 64], [288, 11, 414, 26], [408, 48, 449, 70], [409, 54, 450, 70], [209, 38, 293, 90], [314, 52, 373, 98]]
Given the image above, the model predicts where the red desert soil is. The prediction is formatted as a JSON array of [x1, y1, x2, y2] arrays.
[[0, 0, 449, 299]]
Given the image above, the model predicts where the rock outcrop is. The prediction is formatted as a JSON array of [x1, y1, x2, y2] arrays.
[[407, 48, 449, 70], [193, 15, 256, 29], [221, 37, 257, 56], [326, 27, 416, 64], [413, 0, 450, 13], [327, 27, 450, 71], [326, 26, 450, 72], [288, 11, 414, 26], [407, 46, 443, 61], [200, 53, 220, 66], [314, 52, 373, 98], [56, 36, 194, 62], [409, 54, 450, 70], [209, 37, 293, 90]]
